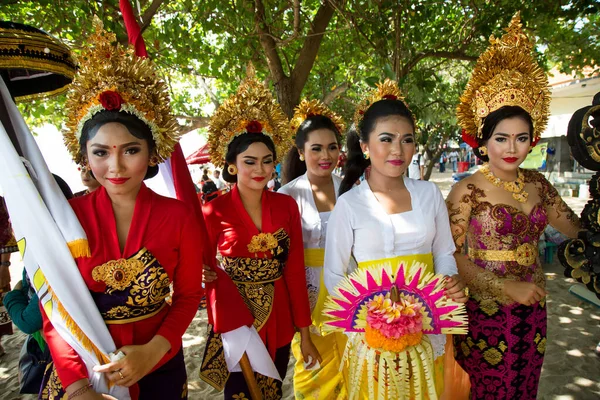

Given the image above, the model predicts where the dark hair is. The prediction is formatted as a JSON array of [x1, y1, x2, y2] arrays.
[[339, 99, 415, 195], [474, 106, 534, 162], [222, 132, 277, 183], [282, 114, 341, 184], [80, 110, 159, 180]]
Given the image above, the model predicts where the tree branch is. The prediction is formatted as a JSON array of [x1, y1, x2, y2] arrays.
[[140, 0, 165, 34], [291, 0, 339, 98], [199, 77, 220, 109], [400, 50, 478, 77], [277, 0, 301, 47], [253, 0, 286, 84], [322, 81, 350, 105]]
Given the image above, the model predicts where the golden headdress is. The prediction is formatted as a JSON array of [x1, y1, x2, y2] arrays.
[[63, 17, 179, 165], [290, 99, 346, 143], [353, 79, 413, 131], [457, 13, 550, 147], [207, 65, 290, 167]]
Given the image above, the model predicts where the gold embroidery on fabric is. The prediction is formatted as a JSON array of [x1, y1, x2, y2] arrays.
[[233, 394, 249, 399], [199, 330, 229, 391], [526, 169, 578, 222], [236, 281, 276, 331], [222, 257, 283, 283], [222, 229, 288, 331], [468, 242, 537, 267], [498, 341, 508, 352], [127, 251, 171, 307], [182, 381, 188, 398], [247, 228, 288, 257], [483, 347, 503, 366], [42, 364, 65, 399], [92, 258, 144, 293], [248, 232, 279, 255], [257, 374, 282, 399], [94, 248, 171, 324]]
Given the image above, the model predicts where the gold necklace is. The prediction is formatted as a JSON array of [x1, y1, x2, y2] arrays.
[[480, 163, 528, 203]]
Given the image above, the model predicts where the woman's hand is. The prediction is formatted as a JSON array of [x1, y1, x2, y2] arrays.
[[298, 327, 322, 369], [93, 336, 171, 387], [503, 281, 546, 306], [203, 264, 217, 283], [444, 274, 468, 303]]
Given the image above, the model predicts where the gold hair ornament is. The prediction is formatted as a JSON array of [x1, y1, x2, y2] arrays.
[[207, 64, 291, 168], [63, 17, 179, 166], [457, 13, 550, 147], [290, 99, 346, 144], [353, 79, 414, 131]]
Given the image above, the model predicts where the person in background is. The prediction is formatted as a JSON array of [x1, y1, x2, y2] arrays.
[[212, 169, 225, 191], [74, 167, 101, 197], [408, 145, 425, 180], [0, 195, 19, 357], [449, 149, 459, 172], [278, 99, 350, 399], [439, 150, 447, 173]]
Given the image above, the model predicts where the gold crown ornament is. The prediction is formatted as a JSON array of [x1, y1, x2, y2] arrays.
[[353, 79, 414, 131], [457, 13, 550, 148], [63, 17, 179, 165], [207, 65, 290, 167], [289, 99, 346, 143]]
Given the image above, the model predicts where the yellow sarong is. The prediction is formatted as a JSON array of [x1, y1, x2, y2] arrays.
[[292, 248, 348, 399]]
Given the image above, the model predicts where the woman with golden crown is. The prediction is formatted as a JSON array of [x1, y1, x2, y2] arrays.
[[446, 13, 581, 399], [199, 68, 320, 399], [323, 79, 468, 399], [275, 99, 351, 398], [40, 18, 203, 399]]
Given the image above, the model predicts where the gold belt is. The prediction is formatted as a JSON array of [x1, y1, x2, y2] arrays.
[[468, 243, 537, 266]]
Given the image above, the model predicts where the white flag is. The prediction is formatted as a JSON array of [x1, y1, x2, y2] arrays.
[[0, 76, 130, 399]]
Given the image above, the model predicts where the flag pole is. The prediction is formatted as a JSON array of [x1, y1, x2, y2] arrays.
[[239, 352, 263, 400]]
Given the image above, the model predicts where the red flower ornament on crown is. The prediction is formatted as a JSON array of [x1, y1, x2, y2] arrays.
[[246, 120, 263, 133], [462, 129, 479, 148], [98, 90, 123, 111]]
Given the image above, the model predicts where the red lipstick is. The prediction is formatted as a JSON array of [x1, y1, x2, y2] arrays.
[[319, 162, 332, 170], [502, 157, 518, 163], [252, 177, 266, 182], [388, 159, 404, 166], [107, 177, 130, 185]]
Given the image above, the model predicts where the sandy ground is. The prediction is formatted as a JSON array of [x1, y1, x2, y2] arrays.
[[1, 171, 598, 399]]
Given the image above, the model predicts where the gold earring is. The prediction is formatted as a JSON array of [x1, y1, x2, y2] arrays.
[[299, 154, 305, 162], [363, 150, 370, 160], [149, 156, 159, 167], [479, 146, 487, 156], [227, 164, 238, 175]]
